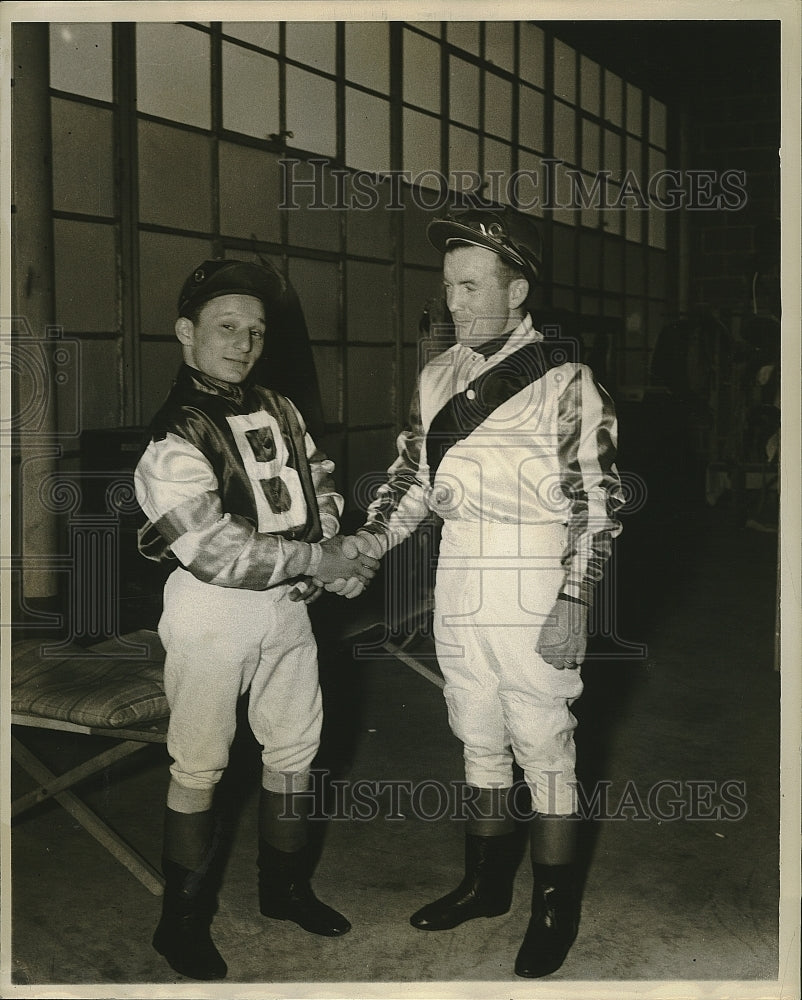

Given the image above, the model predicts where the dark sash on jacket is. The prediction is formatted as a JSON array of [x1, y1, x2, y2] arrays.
[[426, 340, 567, 484]]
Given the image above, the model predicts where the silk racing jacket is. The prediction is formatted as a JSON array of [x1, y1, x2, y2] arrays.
[[360, 315, 624, 606], [134, 364, 342, 590]]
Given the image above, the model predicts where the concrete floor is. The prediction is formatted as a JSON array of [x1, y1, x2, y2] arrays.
[[7, 500, 787, 996]]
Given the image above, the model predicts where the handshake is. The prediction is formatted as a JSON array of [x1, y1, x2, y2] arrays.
[[289, 532, 385, 603]]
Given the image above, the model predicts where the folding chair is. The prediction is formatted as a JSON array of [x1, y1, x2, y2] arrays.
[[11, 628, 170, 895]]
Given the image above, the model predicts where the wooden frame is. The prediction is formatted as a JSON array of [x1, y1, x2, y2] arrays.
[[11, 713, 168, 896]]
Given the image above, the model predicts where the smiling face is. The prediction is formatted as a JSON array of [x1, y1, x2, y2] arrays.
[[442, 245, 529, 347], [175, 294, 266, 383]]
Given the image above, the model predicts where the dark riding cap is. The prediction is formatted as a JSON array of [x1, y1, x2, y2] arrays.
[[177, 259, 285, 319], [427, 207, 542, 286]]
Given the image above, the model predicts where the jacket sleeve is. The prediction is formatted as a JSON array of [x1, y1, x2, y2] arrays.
[[134, 432, 321, 589], [360, 383, 432, 552], [556, 364, 624, 607]]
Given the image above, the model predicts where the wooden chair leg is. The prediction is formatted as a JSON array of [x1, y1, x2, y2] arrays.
[[11, 736, 164, 896]]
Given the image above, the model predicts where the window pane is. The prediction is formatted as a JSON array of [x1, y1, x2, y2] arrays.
[[650, 96, 667, 148], [626, 83, 642, 134], [51, 98, 114, 216], [54, 220, 117, 332], [346, 22, 390, 91], [347, 348, 395, 424], [285, 21, 336, 75], [449, 56, 480, 127], [222, 43, 279, 139], [581, 191, 600, 234], [649, 206, 667, 250], [625, 204, 643, 243], [76, 340, 121, 429], [553, 39, 575, 103], [604, 187, 623, 236], [284, 160, 341, 251], [347, 262, 395, 342], [348, 428, 398, 499], [626, 136, 642, 178], [446, 21, 480, 54], [484, 139, 511, 204], [138, 121, 212, 232], [553, 165, 576, 227], [553, 101, 575, 164], [579, 232, 602, 288], [401, 186, 443, 265], [404, 266, 444, 344], [484, 72, 512, 140], [222, 21, 279, 50], [519, 86, 544, 151], [345, 176, 393, 257], [580, 56, 600, 116], [138, 231, 212, 337], [219, 142, 282, 243], [310, 345, 342, 424], [605, 71, 623, 127], [288, 258, 340, 342], [403, 108, 441, 186], [404, 30, 441, 113], [604, 128, 622, 182], [485, 21, 515, 71], [519, 23, 544, 88], [49, 22, 112, 101], [346, 89, 391, 173], [141, 341, 184, 421], [449, 124, 479, 175], [552, 223, 575, 283], [286, 67, 337, 156], [516, 150, 544, 218], [136, 24, 210, 129], [582, 119, 600, 173]]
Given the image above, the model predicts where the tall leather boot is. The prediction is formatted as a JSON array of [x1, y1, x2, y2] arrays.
[[257, 787, 350, 936], [514, 861, 579, 978], [152, 808, 227, 981], [257, 840, 351, 936], [410, 831, 519, 930]]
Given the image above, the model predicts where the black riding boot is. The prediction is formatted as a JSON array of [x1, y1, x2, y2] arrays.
[[257, 840, 351, 936], [514, 861, 579, 978], [152, 807, 226, 980], [410, 831, 519, 930], [257, 787, 350, 936], [152, 859, 227, 980]]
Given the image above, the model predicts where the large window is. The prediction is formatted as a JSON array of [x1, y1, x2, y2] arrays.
[[47, 19, 676, 500]]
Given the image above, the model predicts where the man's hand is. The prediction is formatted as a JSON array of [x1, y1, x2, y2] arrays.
[[287, 577, 325, 604], [536, 596, 588, 670], [315, 532, 386, 599], [314, 535, 380, 586]]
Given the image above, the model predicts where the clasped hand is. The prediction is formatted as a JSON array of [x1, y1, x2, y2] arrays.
[[288, 533, 380, 604], [318, 532, 384, 600]]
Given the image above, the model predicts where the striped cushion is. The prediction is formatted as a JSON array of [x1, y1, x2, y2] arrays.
[[11, 630, 168, 728]]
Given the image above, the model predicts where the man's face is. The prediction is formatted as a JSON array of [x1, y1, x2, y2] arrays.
[[442, 245, 522, 346], [177, 294, 265, 383]]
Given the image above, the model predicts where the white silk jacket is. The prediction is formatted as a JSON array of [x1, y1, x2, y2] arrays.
[[361, 315, 624, 606]]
